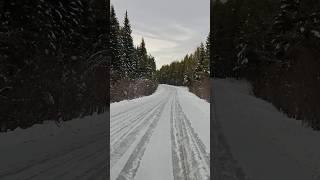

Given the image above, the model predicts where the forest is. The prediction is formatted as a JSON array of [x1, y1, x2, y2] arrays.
[[157, 34, 210, 101], [213, 0, 320, 129], [110, 6, 157, 102], [0, 0, 108, 131]]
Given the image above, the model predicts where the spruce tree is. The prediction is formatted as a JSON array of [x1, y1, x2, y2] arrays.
[[146, 55, 156, 79], [121, 11, 136, 79], [205, 33, 211, 76], [137, 38, 148, 78], [205, 33, 211, 64], [110, 6, 122, 80], [195, 43, 208, 80]]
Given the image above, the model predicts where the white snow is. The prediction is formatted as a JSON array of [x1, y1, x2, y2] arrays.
[[110, 84, 210, 180], [213, 78, 320, 180], [176, 86, 210, 152], [134, 93, 174, 180]]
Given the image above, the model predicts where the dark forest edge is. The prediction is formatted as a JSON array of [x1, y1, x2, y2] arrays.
[[213, 0, 320, 130], [0, 1, 108, 132], [157, 34, 210, 102], [110, 5, 158, 103]]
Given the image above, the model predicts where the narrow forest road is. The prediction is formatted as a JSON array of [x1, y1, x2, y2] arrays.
[[110, 84, 210, 180]]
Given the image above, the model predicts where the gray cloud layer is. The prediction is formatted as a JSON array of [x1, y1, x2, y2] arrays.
[[112, 0, 210, 69]]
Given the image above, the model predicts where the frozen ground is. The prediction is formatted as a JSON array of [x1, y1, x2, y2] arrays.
[[110, 84, 210, 180], [0, 112, 108, 180], [212, 78, 320, 180]]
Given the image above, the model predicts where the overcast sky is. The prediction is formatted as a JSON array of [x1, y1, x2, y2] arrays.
[[112, 0, 210, 69]]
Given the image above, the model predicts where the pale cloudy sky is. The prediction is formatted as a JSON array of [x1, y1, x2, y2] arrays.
[[112, 0, 210, 69]]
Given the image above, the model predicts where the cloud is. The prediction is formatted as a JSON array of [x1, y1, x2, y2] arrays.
[[133, 23, 194, 43], [112, 0, 209, 69], [132, 33, 178, 51], [169, 24, 195, 41]]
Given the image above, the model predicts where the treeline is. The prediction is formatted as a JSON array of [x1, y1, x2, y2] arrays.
[[110, 6, 157, 102], [157, 35, 210, 101], [214, 0, 320, 129], [0, 0, 108, 131]]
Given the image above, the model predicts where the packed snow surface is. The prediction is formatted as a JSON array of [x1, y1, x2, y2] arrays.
[[212, 78, 320, 180], [110, 84, 210, 180]]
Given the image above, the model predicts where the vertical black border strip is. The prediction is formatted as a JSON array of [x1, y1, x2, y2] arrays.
[[105, 0, 111, 179], [210, 0, 214, 179]]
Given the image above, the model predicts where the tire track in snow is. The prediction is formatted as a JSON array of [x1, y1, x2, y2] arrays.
[[110, 93, 171, 168], [110, 101, 163, 160], [170, 90, 210, 180], [111, 99, 156, 121], [114, 92, 173, 180], [110, 100, 163, 144], [110, 99, 157, 129]]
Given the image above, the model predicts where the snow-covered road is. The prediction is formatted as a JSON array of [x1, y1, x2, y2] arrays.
[[110, 84, 210, 180]]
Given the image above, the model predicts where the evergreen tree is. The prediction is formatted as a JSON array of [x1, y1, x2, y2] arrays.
[[110, 6, 122, 80], [120, 11, 136, 79], [205, 32, 211, 67], [137, 38, 148, 78], [158, 42, 209, 86], [195, 43, 208, 80], [150, 56, 156, 77], [146, 55, 156, 79], [135, 38, 157, 80]]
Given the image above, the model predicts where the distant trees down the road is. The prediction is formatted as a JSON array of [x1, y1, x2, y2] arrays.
[[157, 34, 210, 101]]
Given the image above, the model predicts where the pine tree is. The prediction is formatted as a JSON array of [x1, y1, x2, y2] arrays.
[[195, 43, 208, 80], [205, 34, 211, 75], [137, 38, 148, 78], [149, 56, 156, 79], [120, 11, 136, 79], [110, 5, 122, 80], [205, 32, 211, 65]]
